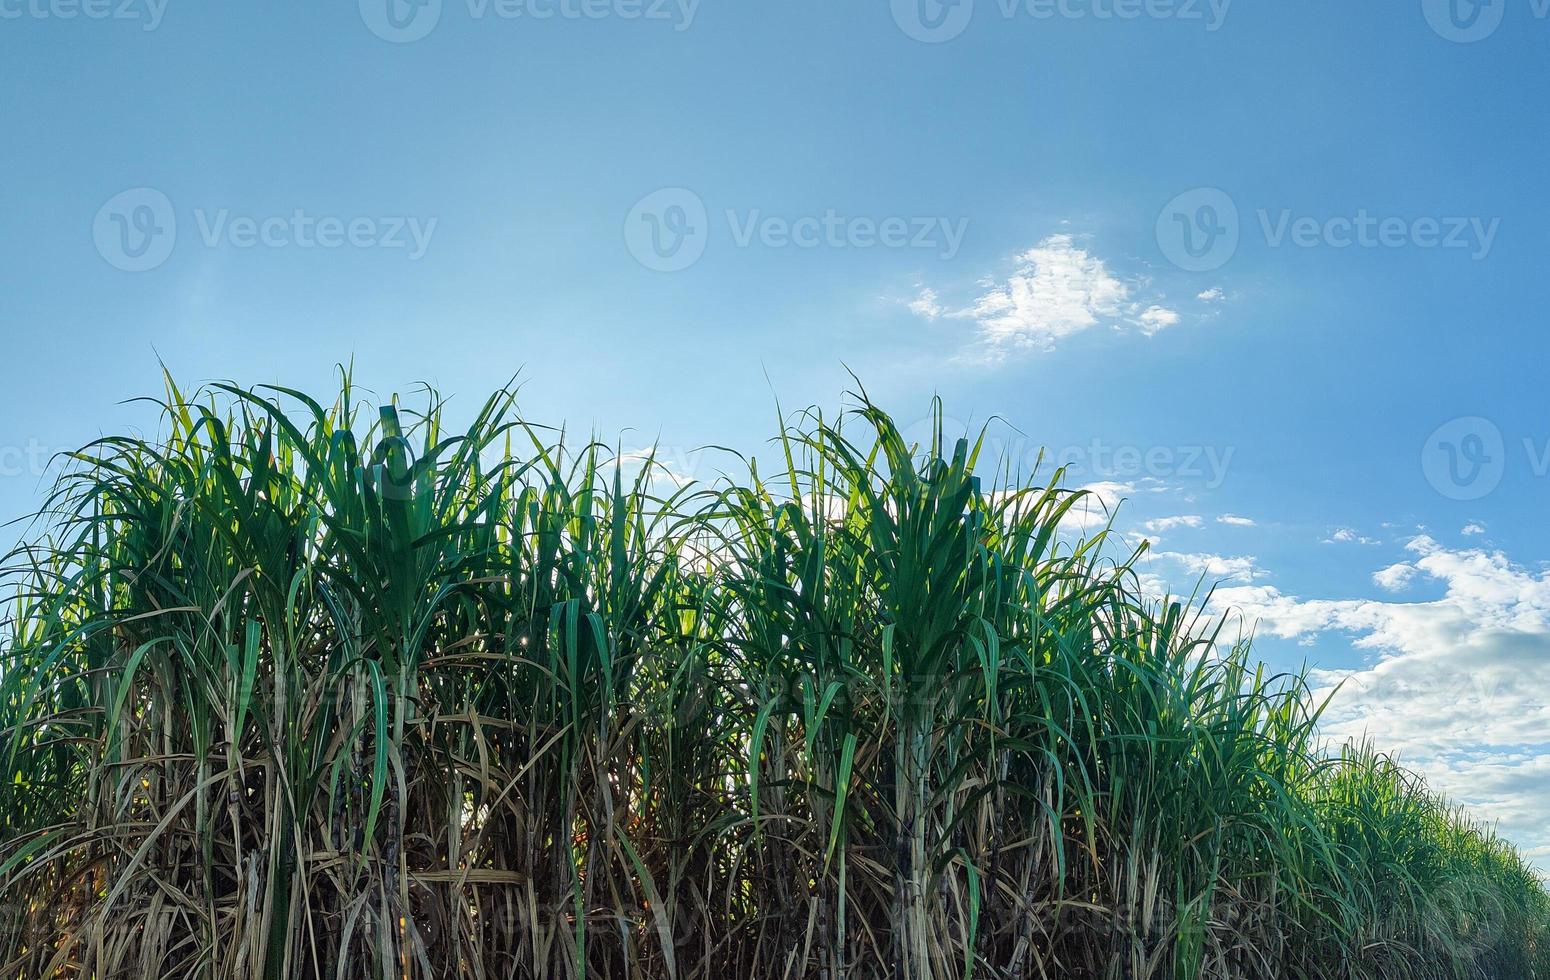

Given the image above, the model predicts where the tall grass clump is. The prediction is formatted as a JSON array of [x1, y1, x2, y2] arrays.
[[0, 374, 1545, 980]]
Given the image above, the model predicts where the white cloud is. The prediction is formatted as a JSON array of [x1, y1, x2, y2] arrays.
[[1373, 562, 1418, 592], [1197, 287, 1225, 302], [1208, 536, 1550, 868], [1154, 550, 1261, 584], [913, 235, 1185, 362], [960, 235, 1130, 355], [908, 286, 944, 320], [1144, 515, 1204, 533], [1463, 522, 1486, 536], [1136, 305, 1181, 336], [1325, 527, 1379, 545], [1059, 480, 1133, 534], [619, 448, 698, 489], [1217, 514, 1256, 527]]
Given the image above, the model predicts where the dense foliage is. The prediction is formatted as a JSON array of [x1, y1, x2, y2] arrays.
[[1, 376, 1544, 979]]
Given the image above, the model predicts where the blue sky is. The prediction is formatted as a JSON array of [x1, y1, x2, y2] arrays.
[[3, 0, 1549, 863]]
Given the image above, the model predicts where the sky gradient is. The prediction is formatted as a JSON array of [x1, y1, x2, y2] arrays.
[[2, 0, 1548, 865]]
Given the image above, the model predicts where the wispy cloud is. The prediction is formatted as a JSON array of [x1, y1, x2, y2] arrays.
[[1208, 535, 1550, 868], [1325, 527, 1379, 545], [1218, 514, 1256, 527], [1059, 480, 1134, 535], [962, 235, 1133, 354], [1145, 514, 1204, 533], [1153, 550, 1262, 584], [1137, 305, 1181, 335], [619, 448, 698, 489], [908, 234, 1185, 362], [908, 286, 945, 320]]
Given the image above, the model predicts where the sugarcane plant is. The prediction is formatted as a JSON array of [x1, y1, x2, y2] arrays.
[[0, 372, 1544, 980]]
